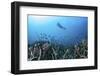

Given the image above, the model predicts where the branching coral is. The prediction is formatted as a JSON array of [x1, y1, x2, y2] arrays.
[[28, 33, 88, 61]]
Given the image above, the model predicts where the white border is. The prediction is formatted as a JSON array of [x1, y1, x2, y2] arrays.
[[20, 6, 95, 70]]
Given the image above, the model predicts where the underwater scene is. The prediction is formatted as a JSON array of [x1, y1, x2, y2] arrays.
[[28, 15, 88, 61]]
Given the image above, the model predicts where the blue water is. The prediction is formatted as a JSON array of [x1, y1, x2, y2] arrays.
[[28, 15, 88, 46]]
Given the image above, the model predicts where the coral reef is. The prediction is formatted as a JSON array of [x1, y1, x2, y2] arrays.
[[28, 33, 88, 61]]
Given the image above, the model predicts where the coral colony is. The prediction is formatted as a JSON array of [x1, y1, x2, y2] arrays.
[[28, 33, 88, 61], [28, 15, 88, 61]]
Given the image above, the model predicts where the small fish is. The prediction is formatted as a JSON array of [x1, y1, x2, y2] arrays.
[[57, 23, 66, 30]]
